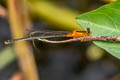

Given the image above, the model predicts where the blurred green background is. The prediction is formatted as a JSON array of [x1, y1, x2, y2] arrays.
[[0, 0, 120, 80]]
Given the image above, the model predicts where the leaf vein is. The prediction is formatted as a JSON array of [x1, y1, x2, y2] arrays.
[[106, 7, 120, 12], [78, 19, 120, 34]]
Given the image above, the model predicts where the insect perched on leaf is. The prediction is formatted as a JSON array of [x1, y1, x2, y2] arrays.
[[4, 28, 91, 44]]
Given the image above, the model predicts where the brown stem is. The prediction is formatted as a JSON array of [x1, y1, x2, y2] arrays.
[[7, 0, 39, 80], [38, 36, 120, 43]]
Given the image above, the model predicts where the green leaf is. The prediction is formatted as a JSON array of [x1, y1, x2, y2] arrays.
[[0, 46, 16, 69], [76, 1, 120, 59]]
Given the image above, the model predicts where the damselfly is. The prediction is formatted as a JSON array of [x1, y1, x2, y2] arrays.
[[4, 28, 91, 44]]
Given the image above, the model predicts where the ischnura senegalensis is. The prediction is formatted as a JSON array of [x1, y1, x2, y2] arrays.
[[4, 28, 91, 44]]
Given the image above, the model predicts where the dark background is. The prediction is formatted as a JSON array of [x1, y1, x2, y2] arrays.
[[0, 0, 120, 80]]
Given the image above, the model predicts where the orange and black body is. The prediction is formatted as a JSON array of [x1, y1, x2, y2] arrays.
[[66, 28, 91, 38], [4, 28, 91, 44]]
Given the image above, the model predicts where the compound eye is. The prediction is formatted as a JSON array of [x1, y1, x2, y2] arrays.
[[87, 28, 90, 34]]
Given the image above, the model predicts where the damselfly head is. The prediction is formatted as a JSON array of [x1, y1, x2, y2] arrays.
[[86, 28, 91, 36]]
